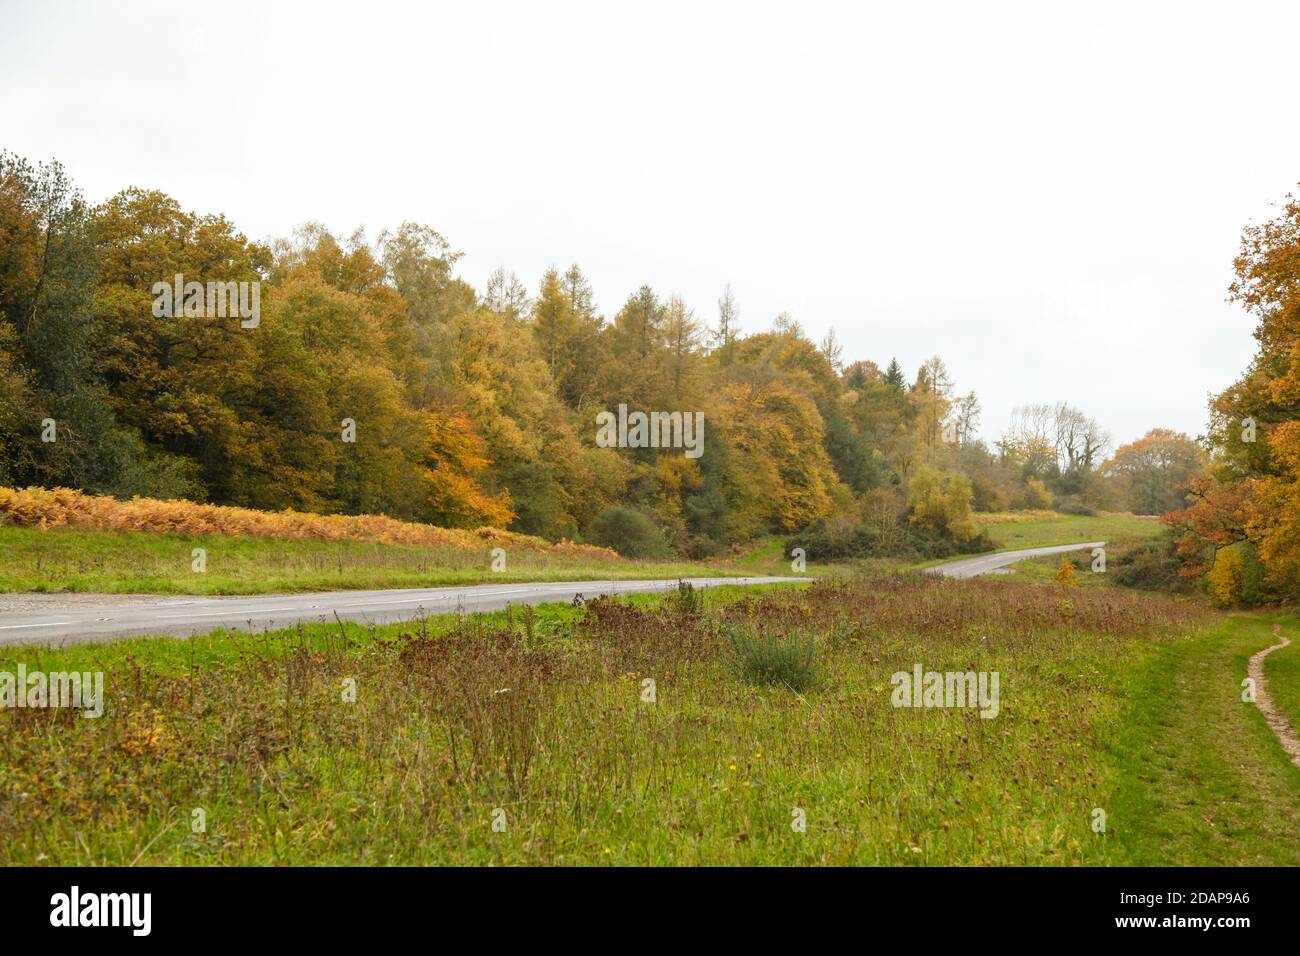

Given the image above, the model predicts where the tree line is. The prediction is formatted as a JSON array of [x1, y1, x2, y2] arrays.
[[0, 150, 1203, 560]]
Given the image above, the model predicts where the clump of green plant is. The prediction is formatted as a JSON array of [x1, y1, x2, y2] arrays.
[[722, 622, 818, 691], [668, 579, 704, 617]]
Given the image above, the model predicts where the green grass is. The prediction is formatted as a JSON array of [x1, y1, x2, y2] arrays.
[[978, 512, 1164, 551], [1105, 612, 1300, 864], [0, 525, 726, 595], [8, 575, 1292, 866], [1, 512, 1141, 597]]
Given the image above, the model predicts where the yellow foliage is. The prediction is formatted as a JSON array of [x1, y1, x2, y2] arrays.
[[1206, 546, 1244, 607], [1024, 478, 1054, 510], [1055, 558, 1080, 589], [714, 381, 839, 534], [908, 467, 976, 541]]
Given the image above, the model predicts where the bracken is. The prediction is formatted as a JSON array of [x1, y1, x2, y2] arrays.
[[0, 486, 618, 560]]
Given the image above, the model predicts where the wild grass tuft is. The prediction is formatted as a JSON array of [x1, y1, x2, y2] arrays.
[[722, 622, 818, 691]]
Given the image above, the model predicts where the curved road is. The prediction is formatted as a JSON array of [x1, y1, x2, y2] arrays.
[[0, 576, 808, 647], [929, 541, 1106, 579], [0, 542, 1103, 646]]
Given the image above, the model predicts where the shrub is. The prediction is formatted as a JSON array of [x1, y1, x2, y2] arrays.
[[1023, 478, 1054, 510], [787, 515, 994, 563], [1110, 535, 1192, 593], [585, 505, 668, 559], [788, 515, 864, 561], [970, 475, 1009, 512], [1207, 545, 1244, 607], [1054, 496, 1096, 516], [723, 623, 818, 691]]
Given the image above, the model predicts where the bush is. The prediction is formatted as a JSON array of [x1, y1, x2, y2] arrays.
[[586, 505, 668, 559], [1207, 546, 1244, 607], [786, 514, 994, 563], [1110, 535, 1192, 593], [1054, 495, 1096, 516], [788, 516, 864, 561], [1023, 478, 1054, 510], [970, 475, 1009, 512], [681, 534, 725, 560], [723, 623, 818, 691], [1055, 557, 1080, 589]]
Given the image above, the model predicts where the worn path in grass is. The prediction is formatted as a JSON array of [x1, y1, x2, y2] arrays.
[[0, 576, 809, 646], [1106, 613, 1300, 864], [929, 542, 1106, 579], [1247, 630, 1300, 768]]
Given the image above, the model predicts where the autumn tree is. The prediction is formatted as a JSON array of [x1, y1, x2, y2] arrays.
[[714, 283, 739, 365], [482, 267, 530, 321], [662, 294, 703, 403], [421, 409, 514, 528], [912, 355, 954, 449], [1103, 429, 1206, 515], [907, 466, 976, 541], [1167, 188, 1300, 600]]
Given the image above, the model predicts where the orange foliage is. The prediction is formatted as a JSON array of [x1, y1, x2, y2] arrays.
[[422, 410, 515, 528], [0, 486, 618, 559]]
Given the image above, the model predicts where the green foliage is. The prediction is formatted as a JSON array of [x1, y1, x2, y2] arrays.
[[723, 622, 818, 691], [1110, 535, 1193, 593], [586, 505, 667, 559], [0, 151, 136, 495]]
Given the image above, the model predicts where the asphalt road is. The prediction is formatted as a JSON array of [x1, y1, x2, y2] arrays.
[[929, 541, 1106, 579], [0, 576, 808, 646], [0, 542, 1104, 646]]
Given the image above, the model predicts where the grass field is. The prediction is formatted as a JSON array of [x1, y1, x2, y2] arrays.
[[4, 574, 1294, 866], [0, 511, 1153, 597], [975, 512, 1166, 550], [0, 525, 725, 595]]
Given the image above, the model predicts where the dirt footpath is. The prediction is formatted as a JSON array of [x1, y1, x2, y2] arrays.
[[1247, 626, 1300, 769]]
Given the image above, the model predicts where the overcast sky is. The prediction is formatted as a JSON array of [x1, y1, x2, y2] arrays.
[[4, 0, 1298, 448]]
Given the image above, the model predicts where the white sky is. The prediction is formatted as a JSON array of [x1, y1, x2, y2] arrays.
[[3, 0, 1298, 448]]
